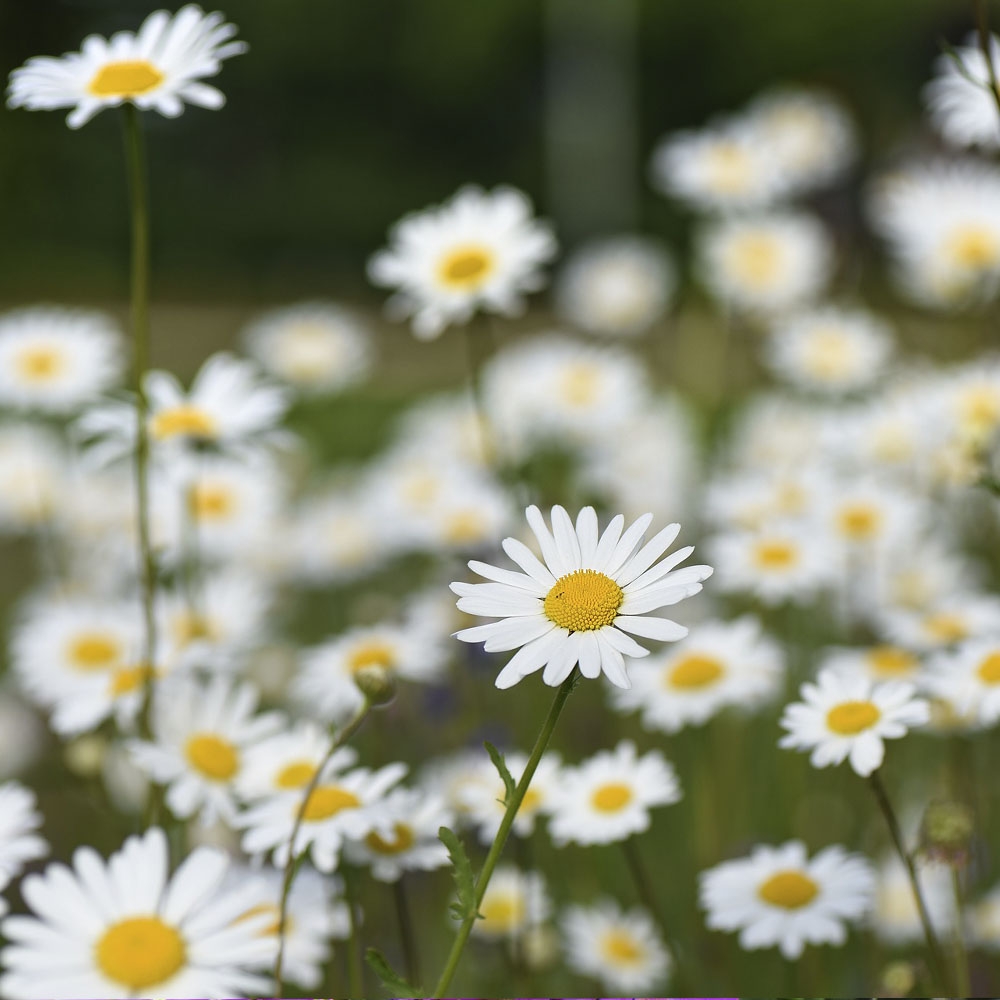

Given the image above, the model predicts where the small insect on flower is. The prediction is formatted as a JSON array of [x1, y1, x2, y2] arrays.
[[6, 5, 247, 128], [452, 504, 712, 689]]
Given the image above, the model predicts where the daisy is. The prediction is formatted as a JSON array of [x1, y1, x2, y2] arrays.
[[471, 865, 551, 940], [0, 307, 123, 413], [766, 306, 894, 396], [696, 212, 833, 314], [611, 616, 785, 733], [555, 236, 676, 337], [454, 504, 711, 690], [241, 301, 373, 394], [236, 721, 344, 802], [0, 783, 48, 918], [820, 644, 925, 688], [0, 424, 66, 534], [880, 593, 1000, 651], [0, 827, 273, 999], [562, 899, 671, 992], [343, 786, 452, 882], [925, 636, 1000, 726], [418, 750, 501, 823], [547, 740, 681, 846], [700, 840, 875, 959], [129, 676, 283, 825], [6, 5, 247, 128], [924, 32, 1000, 149], [368, 185, 557, 339], [779, 667, 929, 777], [872, 854, 956, 945]]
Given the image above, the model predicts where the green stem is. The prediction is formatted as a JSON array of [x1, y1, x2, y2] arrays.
[[431, 671, 577, 998], [393, 875, 420, 988], [950, 865, 971, 998], [345, 867, 364, 999], [274, 701, 371, 996], [867, 771, 950, 993]]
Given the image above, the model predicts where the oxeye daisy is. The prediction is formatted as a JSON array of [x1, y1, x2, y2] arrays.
[[924, 32, 1000, 150], [779, 667, 930, 777], [0, 424, 66, 533], [926, 636, 1000, 727], [880, 593, 1000, 651], [6, 5, 247, 129], [873, 854, 956, 945], [452, 504, 712, 690], [0, 827, 273, 1000], [547, 740, 681, 846], [820, 644, 925, 687], [699, 840, 875, 959], [0, 783, 48, 918], [561, 898, 672, 992], [237, 721, 347, 802], [368, 185, 557, 340], [471, 865, 551, 941]]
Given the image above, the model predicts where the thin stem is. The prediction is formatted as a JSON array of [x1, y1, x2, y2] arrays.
[[461, 318, 499, 471], [393, 875, 420, 988], [976, 0, 1000, 128], [344, 867, 364, 999], [950, 865, 971, 998], [431, 671, 577, 998], [274, 701, 371, 996], [867, 771, 950, 993]]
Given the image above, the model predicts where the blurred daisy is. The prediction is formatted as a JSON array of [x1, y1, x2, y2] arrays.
[[700, 840, 874, 958], [453, 504, 713, 690], [880, 593, 1000, 651], [418, 750, 499, 823], [0, 425, 66, 533], [766, 306, 894, 396], [0, 827, 272, 999], [926, 636, 1000, 726], [612, 616, 785, 733], [969, 882, 1000, 949], [779, 668, 929, 777], [924, 32, 1000, 150], [237, 721, 341, 802], [0, 307, 123, 413], [555, 236, 676, 337], [472, 865, 551, 940], [547, 740, 681, 846], [0, 783, 47, 918], [242, 301, 372, 394], [129, 676, 283, 825], [343, 786, 452, 882], [697, 212, 833, 313], [368, 185, 556, 340], [6, 5, 247, 128], [872, 854, 955, 945], [819, 478, 925, 558], [562, 898, 671, 993], [820, 644, 925, 687]]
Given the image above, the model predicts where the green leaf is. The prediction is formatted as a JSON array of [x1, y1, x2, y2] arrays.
[[439, 825, 480, 922], [365, 946, 416, 995], [484, 740, 516, 804]]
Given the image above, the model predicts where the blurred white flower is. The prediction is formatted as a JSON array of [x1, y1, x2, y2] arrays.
[[471, 865, 551, 940], [872, 854, 956, 945], [0, 783, 48, 918], [926, 636, 1000, 727], [0, 424, 66, 534], [924, 32, 1000, 150]]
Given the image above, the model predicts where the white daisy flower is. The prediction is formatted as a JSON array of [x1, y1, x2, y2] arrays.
[[236, 721, 343, 802], [417, 750, 500, 823], [819, 644, 925, 688], [238, 756, 406, 873], [611, 616, 785, 733], [453, 504, 712, 690], [129, 676, 283, 825], [0, 424, 66, 533], [561, 898, 672, 993], [925, 636, 1000, 727], [0, 307, 123, 413], [242, 301, 373, 394], [819, 478, 926, 561], [555, 236, 675, 337], [368, 185, 557, 339], [0, 783, 48, 918], [779, 667, 930, 777], [343, 786, 452, 882], [879, 593, 1000, 652], [697, 211, 833, 314], [392, 392, 489, 469], [872, 854, 956, 945], [924, 32, 1000, 150], [0, 827, 273, 999], [766, 306, 894, 395], [700, 840, 875, 959], [471, 865, 551, 940], [6, 5, 247, 128], [547, 740, 681, 846]]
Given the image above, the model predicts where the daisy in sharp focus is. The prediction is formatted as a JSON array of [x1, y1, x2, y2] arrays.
[[6, 5, 247, 129], [0, 783, 48, 918], [368, 185, 557, 340], [924, 32, 1000, 150], [779, 667, 930, 777], [699, 840, 875, 959], [0, 827, 273, 1000], [547, 740, 681, 846], [453, 504, 712, 689]]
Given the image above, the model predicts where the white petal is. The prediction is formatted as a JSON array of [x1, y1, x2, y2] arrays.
[[501, 537, 557, 587], [550, 505, 582, 568], [592, 513, 625, 570], [600, 626, 650, 659], [467, 560, 546, 594], [604, 512, 655, 577], [576, 506, 599, 565], [615, 523, 681, 586], [525, 505, 570, 577], [613, 615, 689, 642]]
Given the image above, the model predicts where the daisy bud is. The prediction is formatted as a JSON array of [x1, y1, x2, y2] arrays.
[[919, 798, 975, 866], [879, 959, 917, 997], [64, 733, 107, 777], [353, 664, 397, 706]]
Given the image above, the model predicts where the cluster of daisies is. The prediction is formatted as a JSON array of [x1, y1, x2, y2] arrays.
[[3, 2, 1000, 998]]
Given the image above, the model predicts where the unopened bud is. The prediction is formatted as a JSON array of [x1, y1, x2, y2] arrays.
[[64, 734, 107, 777], [353, 665, 397, 706], [920, 798, 975, 866], [880, 959, 917, 997]]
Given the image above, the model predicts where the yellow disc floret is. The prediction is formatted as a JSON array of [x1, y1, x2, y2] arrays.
[[96, 916, 186, 992], [89, 60, 165, 98], [543, 569, 623, 632], [826, 699, 881, 735], [758, 870, 819, 909]]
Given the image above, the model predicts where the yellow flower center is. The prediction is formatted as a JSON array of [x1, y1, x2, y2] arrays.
[[559, 363, 601, 406], [67, 632, 121, 672], [591, 782, 633, 813], [752, 539, 798, 570], [109, 664, 158, 698], [275, 760, 317, 789], [959, 386, 1000, 433], [826, 699, 881, 735], [667, 653, 725, 690], [601, 929, 644, 964], [802, 329, 853, 380], [947, 224, 1000, 269], [758, 870, 819, 909], [16, 346, 65, 382], [444, 510, 486, 544], [706, 143, 752, 194], [924, 612, 968, 644], [301, 784, 361, 822], [88, 60, 165, 98], [866, 646, 917, 678], [977, 652, 1000, 685], [437, 246, 495, 289], [836, 502, 881, 540], [234, 902, 282, 937], [173, 613, 216, 647], [479, 892, 524, 931], [519, 787, 542, 815], [364, 823, 416, 855], [184, 733, 239, 781], [731, 234, 780, 287], [188, 483, 236, 521], [95, 915, 186, 992], [150, 405, 218, 441], [543, 569, 623, 632], [347, 640, 396, 674]]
